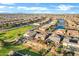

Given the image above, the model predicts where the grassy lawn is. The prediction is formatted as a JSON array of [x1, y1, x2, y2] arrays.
[[0, 42, 42, 56], [0, 44, 26, 56], [17, 48, 42, 56], [0, 25, 33, 41], [46, 52, 53, 56], [0, 25, 33, 56]]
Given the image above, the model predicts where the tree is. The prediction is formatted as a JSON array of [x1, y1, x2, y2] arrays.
[[0, 40, 4, 49], [39, 48, 47, 55]]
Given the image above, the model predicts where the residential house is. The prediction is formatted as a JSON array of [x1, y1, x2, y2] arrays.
[[54, 29, 65, 35], [66, 30, 79, 37], [63, 37, 79, 55], [46, 33, 61, 46]]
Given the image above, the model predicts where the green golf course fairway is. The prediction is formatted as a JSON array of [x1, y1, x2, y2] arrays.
[[0, 25, 33, 41], [0, 25, 33, 56]]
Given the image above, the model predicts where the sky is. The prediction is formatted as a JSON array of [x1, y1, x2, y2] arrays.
[[0, 3, 79, 14]]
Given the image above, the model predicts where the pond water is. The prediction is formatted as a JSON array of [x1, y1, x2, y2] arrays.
[[55, 19, 65, 30], [55, 25, 65, 29]]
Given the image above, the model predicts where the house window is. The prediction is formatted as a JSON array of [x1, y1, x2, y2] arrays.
[[69, 39, 78, 44]]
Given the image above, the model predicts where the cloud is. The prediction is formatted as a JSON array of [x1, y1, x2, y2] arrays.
[[0, 0, 79, 3], [17, 7, 27, 9], [0, 0, 16, 4], [17, 6, 48, 10], [0, 10, 7, 13], [0, 6, 6, 8], [57, 4, 74, 11], [70, 11, 76, 14], [0, 3, 78, 14], [0, 5, 14, 9], [29, 10, 52, 14], [8, 6, 14, 8]]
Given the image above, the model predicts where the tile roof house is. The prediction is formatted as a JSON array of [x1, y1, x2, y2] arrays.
[[46, 33, 61, 46], [63, 37, 79, 55], [54, 29, 65, 35], [66, 20, 76, 30], [34, 31, 47, 40], [66, 30, 79, 37]]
